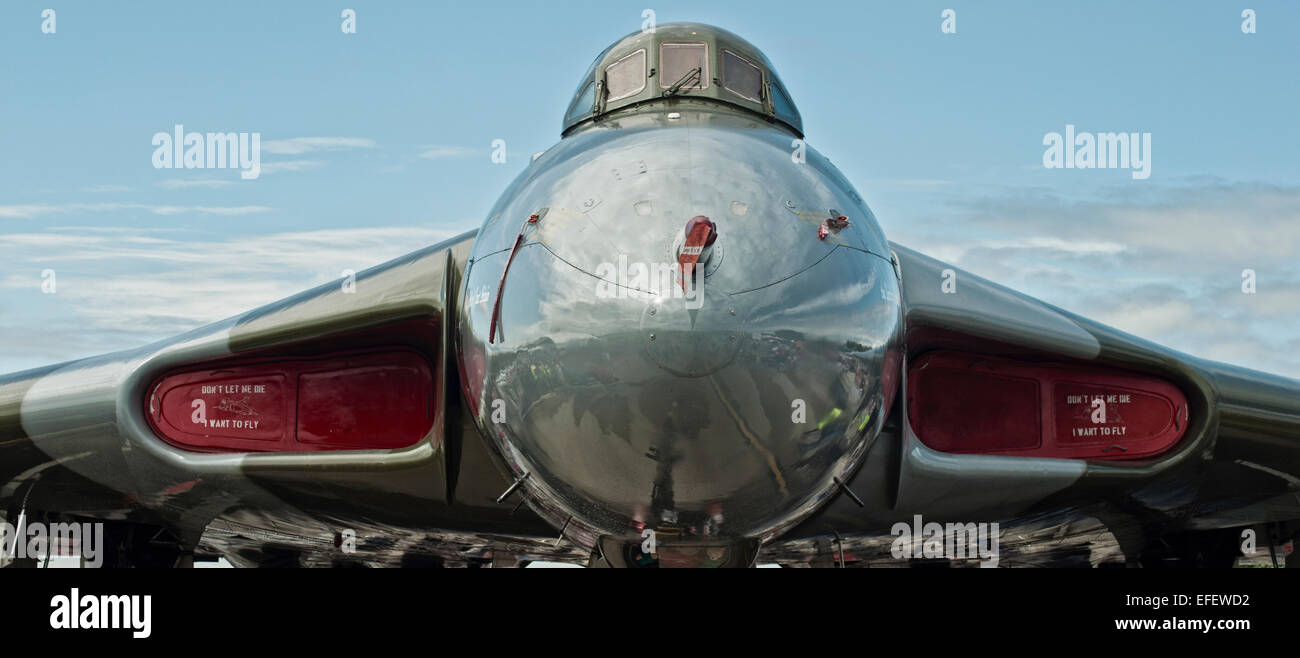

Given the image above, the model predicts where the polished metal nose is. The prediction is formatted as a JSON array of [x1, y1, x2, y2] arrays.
[[641, 215, 741, 377], [640, 292, 745, 377]]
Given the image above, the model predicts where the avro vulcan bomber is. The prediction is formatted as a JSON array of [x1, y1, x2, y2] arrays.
[[2, 23, 1298, 568]]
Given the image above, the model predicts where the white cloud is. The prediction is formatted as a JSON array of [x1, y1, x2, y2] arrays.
[[258, 160, 324, 175], [159, 179, 236, 189], [886, 181, 1300, 379], [148, 205, 271, 216], [418, 146, 479, 159], [0, 203, 271, 219], [262, 137, 377, 155], [0, 225, 467, 371], [1087, 297, 1200, 340], [0, 204, 62, 219]]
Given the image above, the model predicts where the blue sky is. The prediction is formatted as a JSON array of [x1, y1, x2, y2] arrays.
[[2, 0, 1299, 377]]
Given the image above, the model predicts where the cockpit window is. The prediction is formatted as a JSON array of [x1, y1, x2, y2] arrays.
[[721, 49, 762, 103], [565, 81, 596, 124], [659, 42, 709, 91], [563, 27, 804, 137], [604, 49, 647, 102], [769, 76, 799, 125]]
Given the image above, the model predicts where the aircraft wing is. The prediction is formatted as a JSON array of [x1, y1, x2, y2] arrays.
[[0, 229, 583, 567], [2, 233, 1298, 567], [763, 242, 1300, 567]]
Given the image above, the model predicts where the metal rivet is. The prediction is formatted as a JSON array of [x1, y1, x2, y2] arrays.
[[649, 333, 656, 341]]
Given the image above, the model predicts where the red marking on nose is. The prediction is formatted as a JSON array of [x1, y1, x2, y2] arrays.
[[820, 213, 850, 240], [490, 212, 544, 343], [685, 215, 717, 247], [678, 216, 716, 291]]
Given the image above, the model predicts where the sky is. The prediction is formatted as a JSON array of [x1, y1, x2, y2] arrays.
[[1, 0, 1298, 378]]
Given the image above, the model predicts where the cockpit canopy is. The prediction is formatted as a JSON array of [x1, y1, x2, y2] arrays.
[[562, 22, 803, 137]]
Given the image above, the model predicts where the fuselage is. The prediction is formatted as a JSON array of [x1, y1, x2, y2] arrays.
[[457, 101, 903, 549]]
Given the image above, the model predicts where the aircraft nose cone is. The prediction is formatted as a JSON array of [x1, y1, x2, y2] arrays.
[[639, 291, 745, 377], [457, 120, 904, 545]]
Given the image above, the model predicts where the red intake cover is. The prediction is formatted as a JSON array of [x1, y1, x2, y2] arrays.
[[146, 349, 434, 453], [907, 351, 1189, 460]]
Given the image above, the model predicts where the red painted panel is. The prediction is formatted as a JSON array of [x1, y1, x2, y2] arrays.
[[908, 351, 1188, 460], [154, 372, 290, 445], [298, 358, 433, 448], [910, 369, 1040, 453], [147, 349, 434, 453]]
